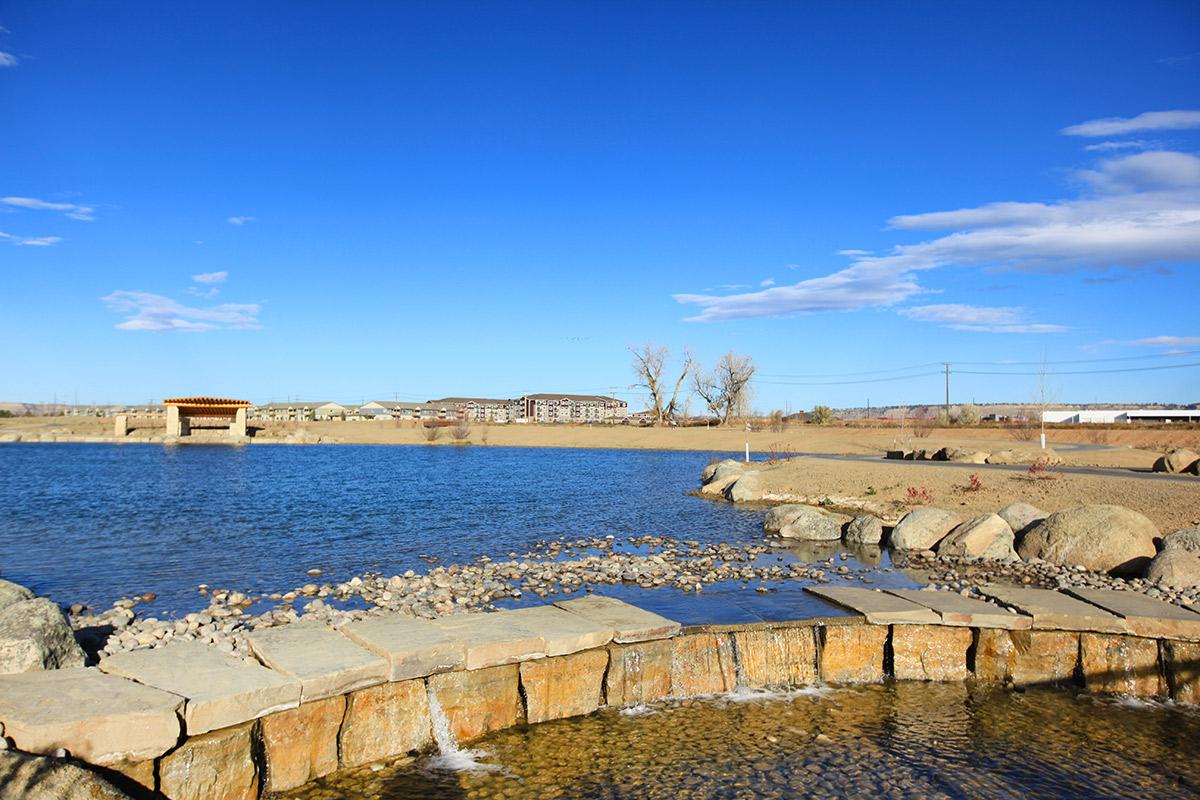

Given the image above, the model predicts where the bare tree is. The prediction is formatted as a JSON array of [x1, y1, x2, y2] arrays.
[[450, 416, 471, 442], [630, 343, 694, 426], [692, 351, 756, 425]]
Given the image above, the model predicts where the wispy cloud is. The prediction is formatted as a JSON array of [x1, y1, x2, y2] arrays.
[[1, 195, 95, 221], [1062, 110, 1200, 137], [674, 115, 1200, 323], [1158, 53, 1199, 66], [0, 231, 62, 247], [759, 278, 776, 287], [1083, 139, 1160, 153], [1110, 335, 1200, 347], [899, 304, 1066, 334], [101, 291, 261, 332], [226, 216, 256, 225], [191, 270, 228, 284], [836, 249, 871, 256], [0, 52, 17, 67]]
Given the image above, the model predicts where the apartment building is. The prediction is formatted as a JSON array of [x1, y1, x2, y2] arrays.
[[252, 402, 350, 422], [515, 393, 628, 423], [427, 398, 514, 424]]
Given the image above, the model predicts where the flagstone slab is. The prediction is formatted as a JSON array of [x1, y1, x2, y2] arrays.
[[553, 595, 680, 643], [885, 589, 1032, 630], [804, 587, 940, 625], [503, 605, 613, 656], [341, 615, 465, 680], [99, 640, 300, 735], [1064, 588, 1200, 640], [247, 623, 388, 701], [976, 586, 1129, 634], [431, 612, 546, 670], [0, 667, 182, 765]]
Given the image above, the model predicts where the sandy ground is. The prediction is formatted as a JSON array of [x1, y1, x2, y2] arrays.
[[5, 415, 1197, 470], [747, 456, 1200, 533]]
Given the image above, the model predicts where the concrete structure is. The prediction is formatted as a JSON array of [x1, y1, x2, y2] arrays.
[[1042, 408, 1200, 424], [2, 590, 1200, 797], [162, 397, 252, 439]]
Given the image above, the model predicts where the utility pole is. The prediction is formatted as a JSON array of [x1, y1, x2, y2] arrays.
[[943, 363, 951, 420]]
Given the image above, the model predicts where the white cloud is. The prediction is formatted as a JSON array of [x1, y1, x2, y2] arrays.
[[191, 270, 228, 284], [187, 287, 219, 299], [1, 196, 95, 221], [759, 278, 776, 287], [836, 249, 870, 256], [1083, 140, 1159, 153], [1113, 335, 1200, 347], [226, 216, 256, 225], [1159, 53, 1199, 66], [899, 304, 1066, 334], [101, 291, 260, 332], [0, 52, 17, 67], [1062, 110, 1200, 137], [0, 231, 62, 246], [674, 141, 1200, 322]]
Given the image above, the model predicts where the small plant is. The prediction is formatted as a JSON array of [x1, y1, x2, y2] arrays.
[[865, 485, 877, 496], [450, 417, 471, 442], [818, 496, 835, 507], [768, 409, 786, 432], [765, 442, 796, 463], [1027, 458, 1059, 480], [911, 418, 934, 438], [957, 473, 984, 493], [905, 486, 934, 504], [422, 423, 441, 442]]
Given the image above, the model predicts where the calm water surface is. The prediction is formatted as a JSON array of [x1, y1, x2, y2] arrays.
[[280, 683, 1200, 800], [0, 443, 787, 614]]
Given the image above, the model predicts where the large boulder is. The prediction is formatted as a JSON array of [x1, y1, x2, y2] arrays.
[[724, 471, 762, 502], [699, 460, 745, 496], [844, 515, 884, 545], [0, 580, 35, 612], [0, 750, 131, 800], [936, 514, 1018, 561], [942, 448, 989, 464], [764, 505, 848, 541], [1153, 448, 1200, 474], [996, 502, 1047, 539], [0, 598, 86, 674], [1144, 526, 1200, 587], [1017, 505, 1159, 576], [986, 448, 1060, 466], [889, 508, 960, 550]]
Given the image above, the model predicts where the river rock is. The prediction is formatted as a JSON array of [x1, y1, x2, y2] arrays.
[[997, 502, 1047, 539], [1145, 526, 1200, 586], [724, 471, 762, 502], [765, 506, 848, 541], [699, 460, 745, 496], [1153, 448, 1200, 474], [888, 508, 960, 550], [936, 513, 1017, 561], [0, 750, 131, 800], [0, 580, 34, 612], [1018, 505, 1159, 576], [0, 599, 86, 674], [844, 515, 883, 545]]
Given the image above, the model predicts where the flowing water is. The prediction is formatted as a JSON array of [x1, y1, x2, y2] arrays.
[[277, 683, 1200, 800]]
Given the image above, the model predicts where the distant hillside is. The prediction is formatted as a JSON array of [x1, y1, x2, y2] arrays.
[[834, 402, 1200, 420]]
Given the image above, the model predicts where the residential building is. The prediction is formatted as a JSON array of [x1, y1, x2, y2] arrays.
[[427, 398, 514, 424], [354, 401, 426, 421], [515, 393, 628, 424], [252, 402, 350, 422]]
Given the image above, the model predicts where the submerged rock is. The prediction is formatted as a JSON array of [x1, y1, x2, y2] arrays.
[[844, 515, 883, 545], [764, 505, 847, 541]]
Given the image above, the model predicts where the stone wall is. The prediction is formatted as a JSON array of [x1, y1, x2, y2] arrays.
[[1, 591, 1199, 799]]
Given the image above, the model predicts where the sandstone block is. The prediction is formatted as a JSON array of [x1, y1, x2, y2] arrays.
[[554, 595, 680, 643], [670, 633, 736, 696], [806, 586, 940, 624], [1080, 633, 1164, 697], [519, 649, 607, 724], [158, 721, 258, 800], [341, 614, 465, 680], [1163, 639, 1200, 704], [886, 589, 1031, 629], [427, 664, 522, 743], [891, 625, 972, 681], [818, 624, 887, 684], [0, 667, 182, 765], [248, 622, 387, 701], [99, 640, 300, 735], [504, 605, 613, 655], [604, 639, 672, 707], [732, 627, 817, 688], [261, 695, 345, 791], [339, 679, 431, 768], [973, 629, 1078, 686], [977, 586, 1128, 633], [104, 758, 156, 791], [431, 612, 545, 670], [1065, 587, 1200, 640]]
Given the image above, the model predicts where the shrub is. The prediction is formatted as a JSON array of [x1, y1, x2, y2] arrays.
[[422, 423, 441, 442], [450, 418, 471, 441], [904, 486, 934, 504], [957, 473, 984, 493], [810, 405, 834, 426], [1027, 458, 1058, 480]]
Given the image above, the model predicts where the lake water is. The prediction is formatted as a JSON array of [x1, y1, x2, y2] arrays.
[[0, 443, 806, 615], [280, 683, 1200, 800]]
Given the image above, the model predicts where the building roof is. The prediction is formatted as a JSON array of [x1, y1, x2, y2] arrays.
[[429, 397, 513, 405], [365, 401, 426, 411], [522, 393, 623, 402], [255, 401, 346, 410]]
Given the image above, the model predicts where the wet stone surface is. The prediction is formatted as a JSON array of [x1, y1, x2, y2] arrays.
[[274, 683, 1200, 800]]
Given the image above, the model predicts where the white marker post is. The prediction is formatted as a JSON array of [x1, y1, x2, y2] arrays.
[[745, 422, 751, 463]]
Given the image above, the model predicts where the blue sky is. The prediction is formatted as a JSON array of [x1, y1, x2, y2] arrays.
[[1, 2, 1198, 410]]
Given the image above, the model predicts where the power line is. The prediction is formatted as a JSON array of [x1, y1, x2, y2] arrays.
[[956, 361, 1200, 377], [756, 371, 943, 387], [758, 362, 942, 379], [953, 350, 1200, 366]]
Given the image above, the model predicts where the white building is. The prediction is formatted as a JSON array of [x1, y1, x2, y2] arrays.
[[1042, 408, 1200, 424]]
